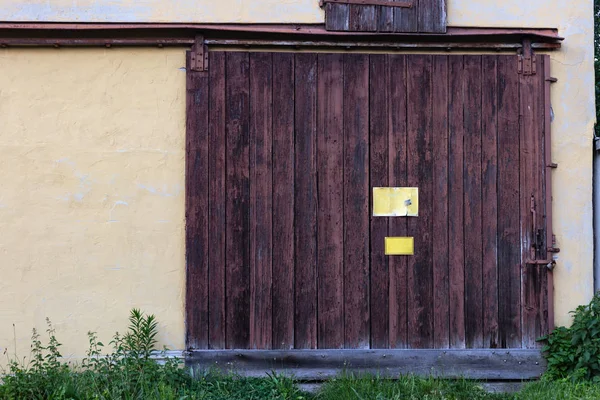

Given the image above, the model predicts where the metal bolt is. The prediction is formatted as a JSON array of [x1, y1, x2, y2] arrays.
[[518, 362, 522, 365], [536, 362, 539, 365], [503, 360, 507, 363]]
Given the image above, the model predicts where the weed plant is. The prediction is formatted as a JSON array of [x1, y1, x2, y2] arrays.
[[0, 309, 305, 400]]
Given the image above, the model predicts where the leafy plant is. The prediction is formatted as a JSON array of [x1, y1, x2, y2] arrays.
[[540, 292, 600, 381]]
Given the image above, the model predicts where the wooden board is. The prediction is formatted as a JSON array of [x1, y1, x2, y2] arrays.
[[187, 349, 547, 380], [225, 52, 251, 349], [388, 54, 409, 349], [448, 55, 466, 349], [207, 52, 226, 349], [463, 55, 483, 349], [325, 0, 446, 33], [481, 55, 499, 349], [432, 55, 449, 349], [343, 53, 370, 349], [497, 55, 522, 349], [369, 54, 390, 349], [185, 52, 210, 350], [317, 53, 345, 349], [406, 54, 434, 349], [249, 52, 273, 349], [271, 53, 295, 350], [294, 53, 319, 349]]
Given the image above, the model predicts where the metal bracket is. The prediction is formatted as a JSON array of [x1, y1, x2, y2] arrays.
[[190, 35, 209, 72], [518, 39, 537, 76], [320, 0, 413, 8]]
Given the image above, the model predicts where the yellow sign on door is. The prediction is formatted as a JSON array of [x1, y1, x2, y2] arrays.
[[385, 237, 414, 256], [373, 187, 419, 217]]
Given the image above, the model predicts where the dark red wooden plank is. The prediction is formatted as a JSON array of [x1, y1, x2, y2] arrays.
[[418, 0, 446, 33], [185, 51, 210, 350], [369, 54, 390, 349], [520, 55, 546, 349], [481, 55, 499, 349], [432, 55, 449, 349], [448, 55, 466, 349], [225, 51, 251, 349], [207, 52, 226, 349], [317, 53, 345, 350], [393, 0, 417, 32], [464, 55, 484, 349], [343, 53, 370, 349], [249, 52, 273, 350], [294, 53, 318, 349], [272, 53, 295, 350], [325, 4, 350, 31], [497, 55, 522, 348], [406, 54, 434, 349], [349, 4, 377, 32], [388, 54, 408, 349]]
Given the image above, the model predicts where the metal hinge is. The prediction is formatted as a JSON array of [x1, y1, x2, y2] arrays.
[[190, 35, 209, 72], [518, 39, 537, 76], [320, 0, 413, 8]]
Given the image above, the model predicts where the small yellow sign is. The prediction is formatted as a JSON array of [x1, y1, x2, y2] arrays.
[[373, 187, 419, 217], [385, 237, 414, 256]]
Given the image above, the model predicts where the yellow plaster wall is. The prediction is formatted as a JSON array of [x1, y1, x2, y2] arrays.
[[0, 0, 594, 360], [0, 48, 187, 361]]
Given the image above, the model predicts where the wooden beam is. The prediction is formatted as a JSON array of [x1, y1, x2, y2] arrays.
[[186, 349, 546, 380]]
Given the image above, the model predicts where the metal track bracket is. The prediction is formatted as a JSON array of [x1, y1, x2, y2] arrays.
[[518, 39, 537, 75], [190, 35, 208, 72]]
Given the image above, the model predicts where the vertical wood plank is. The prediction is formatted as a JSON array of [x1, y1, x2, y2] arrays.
[[249, 53, 273, 350], [317, 53, 345, 349], [379, 4, 394, 32], [393, 0, 418, 32], [325, 4, 350, 31], [464, 55, 484, 349], [369, 54, 390, 349], [448, 55, 466, 349], [406, 54, 434, 349], [432, 55, 449, 349], [185, 52, 210, 350], [482, 55, 499, 349], [349, 5, 377, 32], [343, 53, 370, 349], [520, 55, 546, 349], [272, 53, 295, 350], [208, 52, 227, 349], [418, 0, 447, 33], [497, 55, 522, 348], [225, 51, 251, 349], [388, 54, 408, 349], [294, 53, 318, 349]]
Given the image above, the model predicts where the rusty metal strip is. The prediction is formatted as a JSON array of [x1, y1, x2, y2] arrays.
[[319, 0, 412, 7], [0, 37, 562, 51], [0, 23, 564, 41]]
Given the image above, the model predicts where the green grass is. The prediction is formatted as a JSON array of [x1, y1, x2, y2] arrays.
[[314, 374, 600, 400]]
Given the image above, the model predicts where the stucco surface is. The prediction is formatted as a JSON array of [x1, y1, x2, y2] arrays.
[[0, 0, 594, 360], [0, 48, 187, 362]]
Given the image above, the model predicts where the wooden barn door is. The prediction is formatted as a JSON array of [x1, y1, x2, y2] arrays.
[[186, 52, 553, 351]]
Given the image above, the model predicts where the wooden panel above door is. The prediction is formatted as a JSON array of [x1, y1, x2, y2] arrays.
[[322, 0, 446, 33]]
